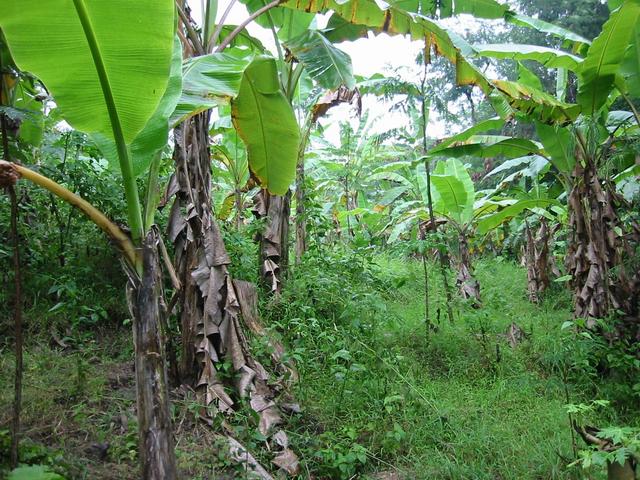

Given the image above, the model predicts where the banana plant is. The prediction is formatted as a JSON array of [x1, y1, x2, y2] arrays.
[[1, 1, 179, 478], [499, 1, 638, 319], [310, 113, 398, 238], [210, 117, 252, 228], [164, 5, 307, 474], [251, 12, 358, 290], [450, 0, 640, 324]]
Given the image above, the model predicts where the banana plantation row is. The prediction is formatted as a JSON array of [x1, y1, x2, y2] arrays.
[[0, 0, 638, 478]]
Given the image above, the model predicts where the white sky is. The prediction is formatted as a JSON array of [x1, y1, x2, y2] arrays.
[[188, 0, 483, 145]]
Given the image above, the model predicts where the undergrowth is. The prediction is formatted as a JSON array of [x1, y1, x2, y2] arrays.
[[262, 247, 636, 479], [1, 244, 638, 478]]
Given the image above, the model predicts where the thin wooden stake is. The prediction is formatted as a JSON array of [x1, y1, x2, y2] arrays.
[[3, 112, 23, 469]]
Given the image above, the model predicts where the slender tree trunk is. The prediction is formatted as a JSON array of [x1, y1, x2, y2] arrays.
[[2, 111, 23, 469], [419, 84, 454, 324], [234, 188, 243, 230], [526, 218, 552, 304], [422, 250, 430, 334], [128, 230, 177, 480], [525, 221, 539, 304], [8, 184, 22, 470]]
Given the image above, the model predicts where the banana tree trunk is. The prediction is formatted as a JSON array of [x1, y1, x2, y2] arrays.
[[127, 230, 177, 480], [566, 159, 640, 332], [455, 232, 481, 306], [525, 218, 551, 304], [566, 160, 617, 322], [294, 157, 306, 264], [253, 190, 291, 295], [169, 112, 244, 392], [167, 113, 299, 474]]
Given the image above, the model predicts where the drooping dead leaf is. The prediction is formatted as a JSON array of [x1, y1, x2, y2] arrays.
[[226, 435, 275, 480], [312, 85, 362, 123], [565, 159, 638, 323], [252, 190, 291, 295], [272, 448, 300, 476]]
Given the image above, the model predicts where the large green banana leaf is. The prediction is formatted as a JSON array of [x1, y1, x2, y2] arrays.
[[376, 186, 411, 209], [277, 9, 316, 42], [1, 0, 174, 147], [170, 48, 254, 127], [167, 50, 297, 195], [1, 0, 175, 241], [368, 171, 415, 189], [442, 0, 508, 18], [231, 56, 300, 195], [443, 157, 475, 224], [517, 62, 544, 91], [430, 158, 475, 225], [491, 80, 581, 123], [94, 37, 183, 176], [484, 155, 549, 180], [322, 14, 369, 43], [430, 117, 505, 153], [284, 30, 356, 90], [473, 44, 583, 71], [476, 198, 559, 234], [578, 0, 640, 114], [534, 121, 575, 173], [504, 12, 591, 54], [216, 26, 267, 52], [431, 174, 468, 225], [621, 21, 640, 97], [280, 0, 493, 93], [280, 0, 585, 122], [431, 135, 542, 159]]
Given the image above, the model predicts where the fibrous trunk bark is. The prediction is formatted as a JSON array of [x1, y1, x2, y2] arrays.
[[127, 230, 177, 480], [456, 232, 481, 306], [567, 161, 622, 320], [566, 158, 640, 339], [294, 147, 307, 265], [167, 113, 299, 474], [525, 218, 552, 304], [253, 190, 291, 295]]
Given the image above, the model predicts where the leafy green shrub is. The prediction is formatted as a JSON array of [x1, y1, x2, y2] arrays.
[[8, 465, 65, 480]]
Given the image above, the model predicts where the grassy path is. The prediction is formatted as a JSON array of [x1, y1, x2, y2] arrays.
[[0, 254, 592, 479], [286, 256, 580, 479]]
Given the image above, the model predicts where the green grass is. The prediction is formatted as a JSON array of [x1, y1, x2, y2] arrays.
[[0, 250, 631, 479], [274, 254, 596, 479]]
